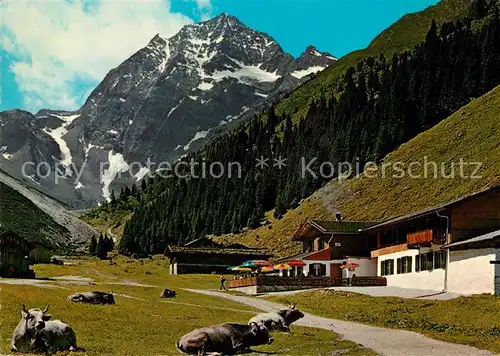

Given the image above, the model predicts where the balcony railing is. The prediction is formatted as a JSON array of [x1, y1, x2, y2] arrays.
[[407, 229, 434, 245], [228, 275, 387, 289]]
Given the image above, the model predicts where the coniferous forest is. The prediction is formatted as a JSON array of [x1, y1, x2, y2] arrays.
[[113, 1, 500, 255]]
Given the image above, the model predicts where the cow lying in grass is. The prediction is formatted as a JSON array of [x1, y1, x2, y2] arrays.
[[11, 304, 77, 353], [248, 304, 304, 332], [176, 322, 273, 355], [160, 288, 176, 298], [67, 291, 115, 305]]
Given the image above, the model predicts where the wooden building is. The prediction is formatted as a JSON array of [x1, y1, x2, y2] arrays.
[[165, 237, 272, 275], [281, 219, 377, 278], [29, 244, 52, 264], [366, 185, 500, 294], [0, 230, 36, 278]]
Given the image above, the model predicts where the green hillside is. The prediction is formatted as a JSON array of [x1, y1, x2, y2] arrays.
[[324, 84, 500, 221], [0, 182, 71, 248], [276, 0, 472, 120], [222, 84, 500, 257]]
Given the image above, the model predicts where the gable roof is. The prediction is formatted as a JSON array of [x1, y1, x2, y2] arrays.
[[364, 185, 500, 232], [309, 220, 376, 234], [0, 230, 35, 250], [166, 245, 272, 257]]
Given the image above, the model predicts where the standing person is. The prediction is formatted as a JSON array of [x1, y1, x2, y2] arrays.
[[220, 274, 227, 291]]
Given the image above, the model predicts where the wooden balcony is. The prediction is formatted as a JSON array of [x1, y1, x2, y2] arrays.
[[407, 229, 434, 245]]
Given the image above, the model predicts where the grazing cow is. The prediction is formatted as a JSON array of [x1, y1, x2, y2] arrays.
[[248, 304, 304, 332], [176, 322, 273, 355], [11, 304, 77, 353], [30, 320, 78, 354], [160, 288, 176, 298], [67, 291, 115, 305]]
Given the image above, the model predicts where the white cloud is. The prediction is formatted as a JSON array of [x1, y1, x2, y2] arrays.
[[2, 0, 193, 112], [194, 0, 212, 11], [186, 0, 213, 21]]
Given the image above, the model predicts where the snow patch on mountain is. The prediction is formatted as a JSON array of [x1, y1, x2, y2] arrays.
[[184, 130, 210, 150], [43, 114, 80, 169], [134, 167, 150, 181], [101, 150, 130, 201], [198, 81, 214, 91], [291, 66, 326, 79], [212, 59, 281, 84]]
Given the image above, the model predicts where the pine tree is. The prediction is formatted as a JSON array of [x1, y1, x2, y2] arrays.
[[89, 235, 97, 256]]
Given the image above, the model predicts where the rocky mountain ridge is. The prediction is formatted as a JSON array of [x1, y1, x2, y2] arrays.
[[0, 13, 336, 208]]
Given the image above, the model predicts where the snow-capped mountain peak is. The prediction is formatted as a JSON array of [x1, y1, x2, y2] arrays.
[[0, 14, 337, 208]]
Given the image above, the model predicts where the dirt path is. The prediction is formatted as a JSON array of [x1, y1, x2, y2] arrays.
[[186, 289, 493, 356]]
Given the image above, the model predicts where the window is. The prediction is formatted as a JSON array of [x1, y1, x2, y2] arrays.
[[397, 256, 413, 274], [305, 240, 314, 252], [434, 250, 447, 269], [381, 259, 394, 276], [416, 252, 435, 272], [310, 263, 326, 276]]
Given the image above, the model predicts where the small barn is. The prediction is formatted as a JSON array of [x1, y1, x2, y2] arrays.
[[29, 243, 52, 264], [0, 230, 36, 278], [165, 237, 272, 274]]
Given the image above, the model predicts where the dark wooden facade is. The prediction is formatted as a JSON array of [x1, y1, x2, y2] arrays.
[[0, 230, 35, 278], [368, 185, 500, 256], [292, 220, 376, 259], [165, 238, 272, 274]]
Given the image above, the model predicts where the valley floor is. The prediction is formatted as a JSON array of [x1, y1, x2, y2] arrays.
[[188, 289, 493, 356], [0, 259, 371, 355]]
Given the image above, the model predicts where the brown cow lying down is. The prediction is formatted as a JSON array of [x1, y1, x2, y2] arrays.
[[248, 304, 304, 332], [11, 304, 77, 353], [67, 291, 115, 305], [160, 288, 176, 298], [176, 322, 273, 355]]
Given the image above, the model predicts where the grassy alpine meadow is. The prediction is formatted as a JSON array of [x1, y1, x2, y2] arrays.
[[269, 289, 500, 354], [0, 259, 374, 355]]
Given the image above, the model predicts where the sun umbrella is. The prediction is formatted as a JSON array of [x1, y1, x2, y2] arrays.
[[286, 259, 306, 267], [340, 262, 360, 269], [273, 263, 291, 270], [260, 266, 274, 273], [242, 260, 271, 267], [231, 266, 253, 272]]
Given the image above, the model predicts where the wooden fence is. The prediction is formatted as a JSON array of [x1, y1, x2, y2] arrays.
[[228, 275, 386, 289], [228, 277, 257, 288]]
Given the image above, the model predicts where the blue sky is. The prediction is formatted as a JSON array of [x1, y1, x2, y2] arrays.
[[1, 0, 439, 113]]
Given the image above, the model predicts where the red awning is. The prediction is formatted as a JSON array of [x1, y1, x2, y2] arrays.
[[340, 263, 360, 269], [286, 259, 306, 267]]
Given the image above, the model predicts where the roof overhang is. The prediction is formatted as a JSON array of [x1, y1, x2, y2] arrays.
[[442, 229, 500, 249]]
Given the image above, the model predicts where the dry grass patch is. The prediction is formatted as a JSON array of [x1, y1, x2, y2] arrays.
[[269, 290, 500, 353], [0, 260, 375, 355]]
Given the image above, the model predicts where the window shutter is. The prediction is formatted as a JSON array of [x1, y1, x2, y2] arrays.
[[408, 257, 413, 273], [416, 255, 420, 272], [321, 264, 326, 276], [397, 258, 401, 274], [381, 261, 385, 276], [390, 260, 394, 275]]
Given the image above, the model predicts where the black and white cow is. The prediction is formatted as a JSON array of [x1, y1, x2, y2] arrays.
[[67, 291, 115, 305], [11, 304, 77, 353], [176, 322, 273, 355], [248, 304, 305, 332]]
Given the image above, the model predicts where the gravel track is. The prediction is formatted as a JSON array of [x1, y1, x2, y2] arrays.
[[186, 289, 494, 356]]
